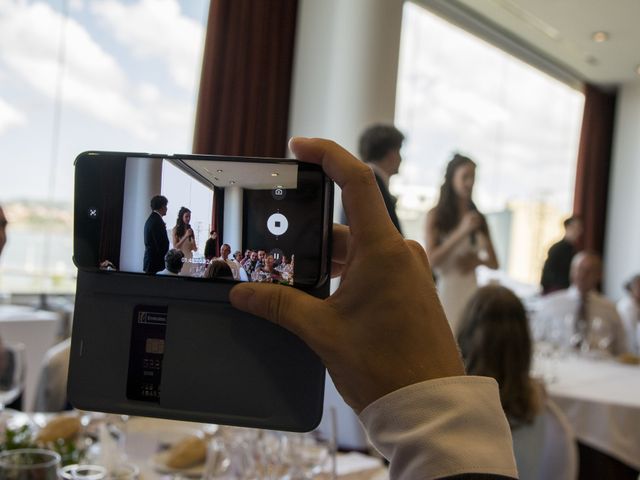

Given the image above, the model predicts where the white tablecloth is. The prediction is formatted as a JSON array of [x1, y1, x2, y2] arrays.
[[0, 305, 60, 410], [538, 355, 640, 470]]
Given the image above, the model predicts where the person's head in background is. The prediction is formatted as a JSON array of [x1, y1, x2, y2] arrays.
[[0, 205, 7, 259], [209, 230, 217, 239], [233, 251, 242, 262], [625, 274, 640, 306], [257, 250, 266, 262], [164, 249, 184, 275], [570, 251, 602, 295], [457, 285, 541, 427], [220, 244, 231, 260], [250, 251, 258, 262], [563, 216, 583, 245], [150, 195, 168, 216], [204, 259, 233, 280], [358, 124, 405, 178], [175, 207, 192, 240], [434, 154, 478, 234]]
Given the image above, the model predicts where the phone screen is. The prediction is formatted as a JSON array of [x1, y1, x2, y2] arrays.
[[74, 153, 331, 287]]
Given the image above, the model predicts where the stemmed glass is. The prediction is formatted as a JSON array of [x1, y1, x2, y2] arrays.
[[0, 341, 26, 420]]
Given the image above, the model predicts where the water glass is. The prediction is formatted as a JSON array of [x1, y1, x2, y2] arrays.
[[0, 448, 60, 480], [59, 464, 107, 480]]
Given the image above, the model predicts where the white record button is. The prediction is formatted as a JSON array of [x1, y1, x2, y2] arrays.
[[267, 213, 288, 236]]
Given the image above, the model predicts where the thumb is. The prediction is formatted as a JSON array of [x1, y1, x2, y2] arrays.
[[229, 283, 326, 344]]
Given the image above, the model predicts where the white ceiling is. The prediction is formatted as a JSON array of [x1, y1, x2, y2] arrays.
[[453, 0, 640, 87], [179, 159, 298, 190]]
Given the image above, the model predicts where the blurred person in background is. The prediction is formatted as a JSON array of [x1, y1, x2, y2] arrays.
[[535, 252, 627, 356], [540, 216, 583, 295], [458, 285, 577, 480], [341, 124, 405, 235], [0, 205, 6, 259], [617, 274, 640, 355], [425, 154, 498, 333]]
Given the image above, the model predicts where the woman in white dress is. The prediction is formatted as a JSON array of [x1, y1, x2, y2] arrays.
[[425, 154, 498, 333], [172, 207, 198, 276]]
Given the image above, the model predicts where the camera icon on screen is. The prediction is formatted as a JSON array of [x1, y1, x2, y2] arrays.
[[271, 187, 286, 200]]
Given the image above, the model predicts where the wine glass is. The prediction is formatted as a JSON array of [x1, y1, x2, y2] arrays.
[[0, 448, 60, 480], [0, 341, 26, 418]]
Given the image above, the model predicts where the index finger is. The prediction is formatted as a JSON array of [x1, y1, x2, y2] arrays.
[[289, 137, 398, 243]]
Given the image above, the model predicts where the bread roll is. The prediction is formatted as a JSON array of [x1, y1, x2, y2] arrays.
[[36, 416, 82, 443], [165, 435, 207, 469]]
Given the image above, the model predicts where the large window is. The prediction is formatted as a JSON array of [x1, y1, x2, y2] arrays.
[[394, 2, 584, 286], [0, 0, 210, 292]]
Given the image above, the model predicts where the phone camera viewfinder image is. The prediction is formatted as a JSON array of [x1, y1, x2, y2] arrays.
[[75, 153, 330, 288]]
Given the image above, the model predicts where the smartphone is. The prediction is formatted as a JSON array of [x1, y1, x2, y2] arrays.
[[69, 151, 333, 431], [74, 152, 333, 288]]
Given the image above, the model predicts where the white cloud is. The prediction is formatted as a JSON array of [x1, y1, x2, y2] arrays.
[[91, 0, 204, 90], [0, 0, 198, 142], [0, 96, 26, 134]]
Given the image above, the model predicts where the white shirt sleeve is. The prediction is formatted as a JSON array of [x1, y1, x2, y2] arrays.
[[359, 376, 518, 480]]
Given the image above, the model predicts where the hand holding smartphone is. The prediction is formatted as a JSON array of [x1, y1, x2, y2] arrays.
[[69, 151, 333, 431]]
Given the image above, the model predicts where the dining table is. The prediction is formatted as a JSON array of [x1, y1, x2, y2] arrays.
[[534, 352, 640, 479]]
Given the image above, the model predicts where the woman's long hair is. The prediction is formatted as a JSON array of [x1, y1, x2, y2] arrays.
[[457, 285, 541, 426], [174, 207, 191, 239], [433, 154, 482, 235]]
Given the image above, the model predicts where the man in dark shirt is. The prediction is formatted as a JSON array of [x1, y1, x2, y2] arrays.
[[203, 231, 218, 261], [540, 216, 583, 294], [143, 195, 170, 274], [341, 124, 405, 235]]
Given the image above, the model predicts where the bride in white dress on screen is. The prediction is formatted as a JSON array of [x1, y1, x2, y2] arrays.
[[172, 207, 198, 276], [425, 154, 498, 334]]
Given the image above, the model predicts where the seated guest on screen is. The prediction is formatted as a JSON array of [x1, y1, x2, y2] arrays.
[[252, 255, 282, 283], [243, 250, 259, 276], [204, 230, 218, 261], [204, 259, 233, 280], [535, 252, 627, 355], [617, 274, 640, 355], [458, 286, 576, 480], [143, 195, 170, 274], [229, 137, 517, 479], [157, 249, 184, 276], [540, 216, 583, 295], [255, 249, 267, 269], [217, 243, 244, 280], [233, 251, 243, 263]]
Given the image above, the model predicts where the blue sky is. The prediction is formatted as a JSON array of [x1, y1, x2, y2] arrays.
[[0, 0, 210, 203]]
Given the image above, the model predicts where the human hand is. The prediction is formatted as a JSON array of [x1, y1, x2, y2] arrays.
[[230, 138, 464, 413], [458, 211, 482, 236]]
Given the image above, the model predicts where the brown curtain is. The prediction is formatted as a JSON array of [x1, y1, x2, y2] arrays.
[[573, 84, 617, 255], [193, 0, 299, 157]]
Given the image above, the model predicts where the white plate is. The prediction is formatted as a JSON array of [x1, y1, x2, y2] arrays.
[[149, 450, 205, 478]]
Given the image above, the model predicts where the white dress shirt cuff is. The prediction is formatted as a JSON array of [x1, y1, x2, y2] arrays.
[[359, 376, 518, 480]]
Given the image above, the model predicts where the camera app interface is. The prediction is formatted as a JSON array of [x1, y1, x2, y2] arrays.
[[92, 156, 325, 286]]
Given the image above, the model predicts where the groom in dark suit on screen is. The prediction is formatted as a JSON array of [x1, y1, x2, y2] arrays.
[[144, 195, 170, 274]]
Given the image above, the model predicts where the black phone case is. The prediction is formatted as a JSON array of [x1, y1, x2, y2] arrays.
[[68, 271, 328, 431]]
